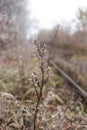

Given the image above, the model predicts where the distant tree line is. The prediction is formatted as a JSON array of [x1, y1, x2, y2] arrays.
[[37, 7, 87, 55]]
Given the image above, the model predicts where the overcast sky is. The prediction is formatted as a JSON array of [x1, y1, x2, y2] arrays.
[[29, 0, 87, 30]]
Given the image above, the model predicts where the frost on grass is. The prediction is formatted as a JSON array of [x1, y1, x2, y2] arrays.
[[0, 39, 87, 130]]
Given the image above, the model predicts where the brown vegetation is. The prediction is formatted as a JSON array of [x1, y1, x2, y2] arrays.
[[0, 2, 87, 129]]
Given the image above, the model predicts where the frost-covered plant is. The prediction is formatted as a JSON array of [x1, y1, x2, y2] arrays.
[[29, 39, 50, 130], [0, 92, 33, 129]]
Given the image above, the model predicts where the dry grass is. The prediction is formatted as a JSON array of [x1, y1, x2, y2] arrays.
[[53, 57, 87, 92], [0, 39, 87, 129]]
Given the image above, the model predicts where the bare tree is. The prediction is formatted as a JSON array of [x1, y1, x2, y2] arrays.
[[0, 0, 30, 40], [75, 7, 87, 43]]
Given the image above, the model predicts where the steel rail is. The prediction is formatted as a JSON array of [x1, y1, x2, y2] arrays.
[[50, 61, 87, 99]]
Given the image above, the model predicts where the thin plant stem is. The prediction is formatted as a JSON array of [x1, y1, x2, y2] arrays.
[[33, 68, 44, 130]]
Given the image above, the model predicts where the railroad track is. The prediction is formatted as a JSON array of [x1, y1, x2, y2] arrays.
[[50, 61, 87, 100]]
